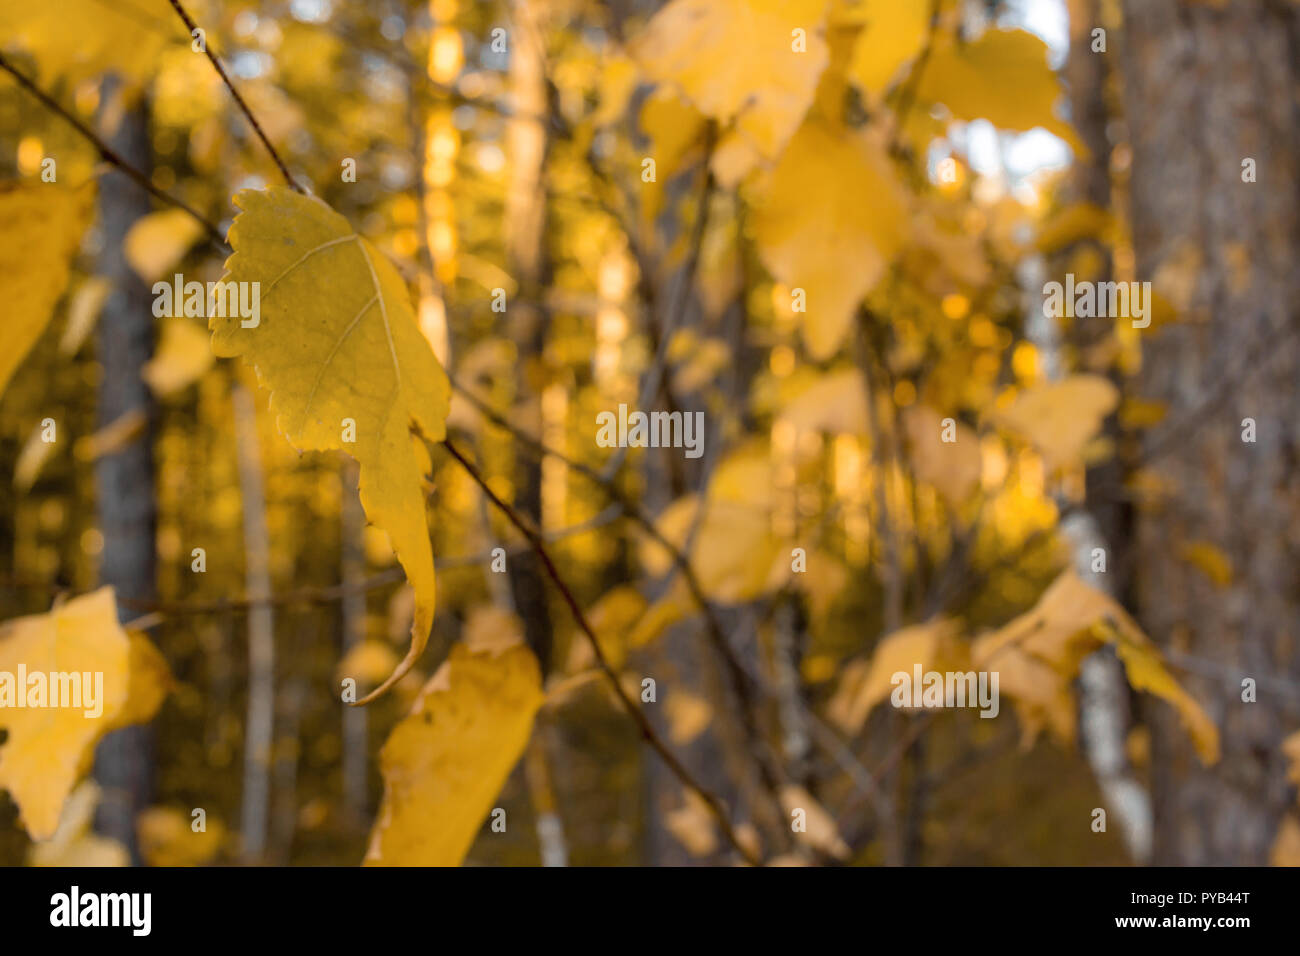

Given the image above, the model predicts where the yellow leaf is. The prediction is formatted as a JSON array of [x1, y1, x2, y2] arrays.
[[27, 781, 128, 867], [103, 631, 173, 737], [627, 578, 694, 648], [631, 0, 830, 165], [581, 586, 648, 671], [640, 495, 780, 604], [215, 187, 451, 703], [752, 120, 907, 359], [902, 405, 981, 506], [124, 209, 205, 283], [0, 589, 130, 840], [336, 640, 401, 688], [0, 0, 168, 87], [991, 375, 1118, 473], [1272, 814, 1300, 866], [0, 181, 93, 397], [975, 570, 1219, 763], [143, 317, 215, 396], [827, 618, 966, 732], [364, 642, 543, 866], [1283, 731, 1300, 788], [666, 690, 712, 745], [58, 277, 112, 356], [846, 0, 930, 96], [777, 368, 869, 434], [665, 791, 719, 857], [137, 807, 225, 867], [1035, 201, 1112, 254], [12, 419, 59, 492], [1176, 540, 1234, 588], [780, 784, 850, 859], [918, 28, 1083, 152], [462, 604, 526, 657]]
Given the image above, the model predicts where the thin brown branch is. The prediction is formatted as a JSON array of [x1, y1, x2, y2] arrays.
[[439, 436, 762, 866], [166, 0, 303, 192], [0, 51, 227, 248]]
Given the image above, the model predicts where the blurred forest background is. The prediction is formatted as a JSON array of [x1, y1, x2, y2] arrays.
[[0, 0, 1297, 867]]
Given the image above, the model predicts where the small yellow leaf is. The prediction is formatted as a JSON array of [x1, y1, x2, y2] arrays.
[[666, 690, 712, 745], [827, 618, 966, 732], [124, 209, 205, 283], [336, 640, 401, 688], [364, 642, 543, 866], [902, 405, 981, 506], [781, 784, 850, 860], [216, 187, 451, 703], [58, 277, 112, 355], [640, 495, 779, 604], [137, 806, 225, 867], [975, 570, 1219, 763], [0, 181, 93, 397], [778, 368, 869, 435], [1176, 540, 1234, 589], [918, 28, 1083, 152], [752, 120, 907, 359], [846, 0, 930, 96], [632, 0, 830, 165], [27, 781, 128, 867], [1282, 730, 1300, 788], [665, 791, 718, 857], [0, 589, 131, 840], [991, 375, 1119, 473], [12, 419, 59, 492], [1271, 814, 1300, 866], [143, 317, 215, 396]]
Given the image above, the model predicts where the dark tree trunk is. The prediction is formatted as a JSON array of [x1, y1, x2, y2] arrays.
[[91, 90, 157, 862], [1122, 0, 1300, 864]]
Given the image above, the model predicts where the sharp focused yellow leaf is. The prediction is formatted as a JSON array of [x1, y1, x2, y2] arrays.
[[991, 375, 1119, 473], [0, 181, 93, 398], [364, 642, 543, 866], [632, 0, 830, 167], [124, 209, 205, 283], [918, 28, 1083, 151], [752, 120, 907, 359], [143, 317, 215, 396], [847, 0, 930, 96], [0, 589, 130, 839], [215, 187, 451, 703]]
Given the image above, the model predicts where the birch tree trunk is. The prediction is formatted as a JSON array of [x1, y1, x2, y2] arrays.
[[91, 88, 156, 862], [1121, 0, 1300, 865]]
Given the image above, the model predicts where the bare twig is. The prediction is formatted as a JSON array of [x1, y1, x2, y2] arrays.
[[166, 0, 303, 192], [439, 436, 761, 865], [0, 51, 227, 248]]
